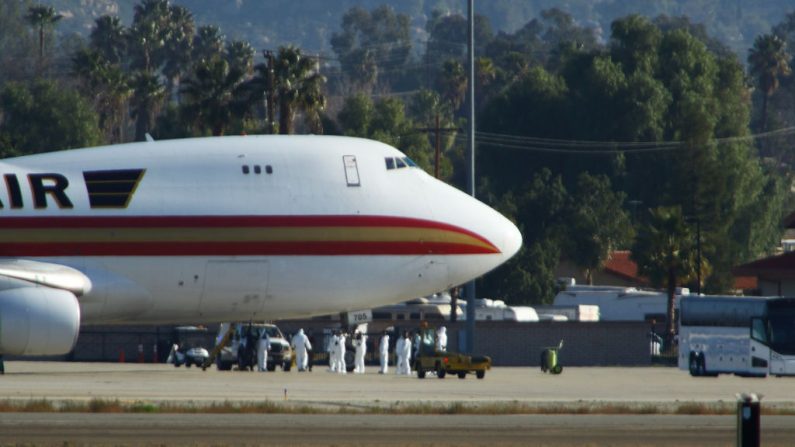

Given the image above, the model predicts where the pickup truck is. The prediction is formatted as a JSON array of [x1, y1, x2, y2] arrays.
[[215, 323, 293, 371]]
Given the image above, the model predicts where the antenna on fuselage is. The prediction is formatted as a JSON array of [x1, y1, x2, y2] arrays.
[[145, 133, 155, 142]]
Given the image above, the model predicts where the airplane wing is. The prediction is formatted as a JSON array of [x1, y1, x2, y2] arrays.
[[0, 259, 89, 356]]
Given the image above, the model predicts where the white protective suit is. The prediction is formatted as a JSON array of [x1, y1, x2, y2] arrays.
[[257, 333, 270, 372], [436, 326, 448, 352], [379, 334, 390, 374], [328, 333, 339, 372], [353, 334, 367, 373], [337, 333, 347, 374], [395, 336, 405, 375], [400, 336, 412, 375], [291, 329, 312, 371]]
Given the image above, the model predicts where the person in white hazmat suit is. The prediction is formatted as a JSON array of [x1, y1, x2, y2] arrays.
[[395, 332, 405, 375], [337, 331, 348, 374], [291, 329, 312, 372], [399, 331, 412, 375], [328, 331, 339, 372], [257, 330, 270, 372], [436, 326, 448, 352], [353, 331, 367, 373], [378, 331, 390, 374]]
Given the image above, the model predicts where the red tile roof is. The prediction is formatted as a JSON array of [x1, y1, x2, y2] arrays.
[[603, 251, 648, 285]]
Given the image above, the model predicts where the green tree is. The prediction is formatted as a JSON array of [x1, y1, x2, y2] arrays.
[[128, 0, 171, 73], [565, 173, 633, 284], [748, 34, 791, 132], [437, 59, 467, 113], [162, 5, 195, 97], [0, 1, 38, 83], [25, 5, 62, 63], [0, 80, 102, 153], [271, 46, 326, 135], [129, 72, 166, 141], [72, 48, 132, 143], [337, 93, 431, 171], [478, 169, 569, 305], [90, 15, 127, 65], [193, 25, 225, 66], [225, 40, 255, 76], [631, 206, 698, 345], [331, 5, 411, 91], [180, 58, 250, 136]]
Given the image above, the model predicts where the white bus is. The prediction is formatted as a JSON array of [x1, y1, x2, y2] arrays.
[[678, 296, 795, 377]]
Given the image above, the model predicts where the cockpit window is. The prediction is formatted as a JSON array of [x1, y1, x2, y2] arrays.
[[385, 156, 419, 171]]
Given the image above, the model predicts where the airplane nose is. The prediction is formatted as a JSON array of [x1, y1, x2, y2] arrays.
[[499, 216, 523, 260]]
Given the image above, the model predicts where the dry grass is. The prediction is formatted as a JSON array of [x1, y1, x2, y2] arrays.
[[0, 398, 792, 416]]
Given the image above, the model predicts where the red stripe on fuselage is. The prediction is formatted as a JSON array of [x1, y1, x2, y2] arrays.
[[0, 241, 498, 256], [0, 215, 499, 256]]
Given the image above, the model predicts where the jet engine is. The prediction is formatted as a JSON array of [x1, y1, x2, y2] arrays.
[[0, 287, 81, 356]]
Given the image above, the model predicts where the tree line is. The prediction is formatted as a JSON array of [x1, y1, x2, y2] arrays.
[[2, 2, 795, 336]]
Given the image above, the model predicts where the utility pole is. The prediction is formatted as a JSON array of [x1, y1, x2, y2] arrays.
[[414, 117, 457, 179], [264, 50, 276, 134], [435, 113, 441, 178], [464, 0, 476, 354]]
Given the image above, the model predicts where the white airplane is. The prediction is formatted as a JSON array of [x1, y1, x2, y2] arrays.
[[0, 135, 521, 357]]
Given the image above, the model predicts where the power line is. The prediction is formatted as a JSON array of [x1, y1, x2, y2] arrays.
[[450, 126, 795, 155]]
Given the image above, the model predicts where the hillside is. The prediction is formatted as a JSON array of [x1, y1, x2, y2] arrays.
[[37, 0, 795, 58]]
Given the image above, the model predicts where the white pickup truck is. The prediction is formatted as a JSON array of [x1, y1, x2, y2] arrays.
[[215, 323, 293, 371]]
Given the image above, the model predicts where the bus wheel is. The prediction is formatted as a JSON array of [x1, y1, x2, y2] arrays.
[[689, 353, 701, 377], [698, 355, 712, 377]]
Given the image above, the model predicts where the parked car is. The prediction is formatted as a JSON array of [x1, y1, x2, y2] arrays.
[[168, 344, 210, 368], [216, 323, 293, 371]]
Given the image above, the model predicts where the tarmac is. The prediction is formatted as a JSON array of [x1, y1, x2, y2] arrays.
[[0, 361, 793, 446]]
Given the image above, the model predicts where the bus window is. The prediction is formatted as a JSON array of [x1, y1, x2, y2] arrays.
[[751, 318, 768, 344]]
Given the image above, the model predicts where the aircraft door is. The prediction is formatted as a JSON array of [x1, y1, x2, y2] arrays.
[[343, 155, 361, 186], [199, 261, 270, 319]]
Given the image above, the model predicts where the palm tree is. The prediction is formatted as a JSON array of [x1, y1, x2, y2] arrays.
[[162, 5, 195, 98], [748, 34, 792, 132], [437, 59, 467, 113], [180, 59, 250, 136], [193, 25, 225, 66], [475, 57, 496, 110], [72, 48, 132, 143], [130, 72, 166, 141], [272, 46, 326, 134], [631, 206, 700, 350], [90, 15, 127, 64], [25, 5, 62, 61], [225, 40, 255, 76], [129, 0, 170, 72]]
